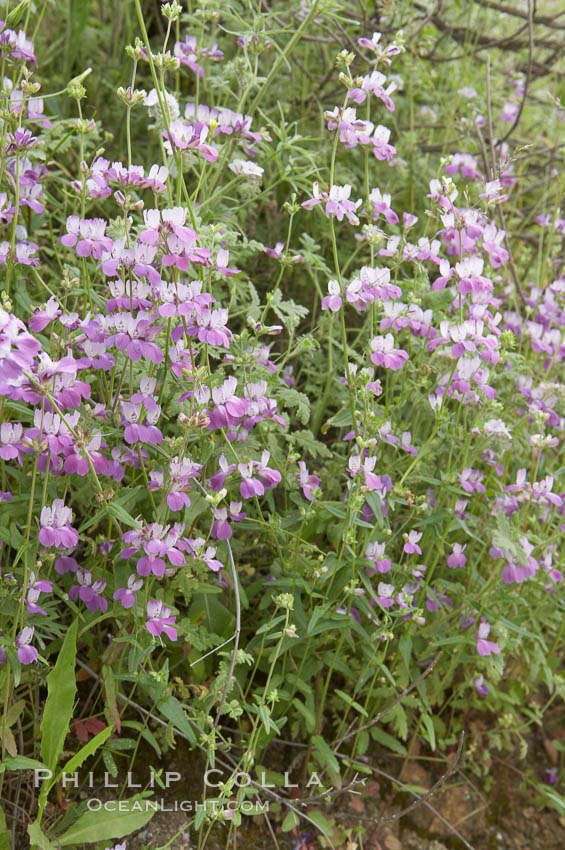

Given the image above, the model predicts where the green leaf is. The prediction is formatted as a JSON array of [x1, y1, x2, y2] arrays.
[[3, 756, 49, 773], [281, 810, 300, 831], [103, 664, 121, 731], [334, 689, 368, 718], [493, 514, 527, 563], [327, 407, 353, 428], [56, 796, 156, 845], [369, 726, 408, 755], [0, 818, 9, 850], [278, 386, 311, 425], [421, 713, 436, 752], [121, 721, 162, 759], [106, 500, 142, 529], [5, 0, 30, 29], [292, 430, 331, 459], [258, 704, 272, 733], [27, 821, 58, 850], [306, 809, 334, 836], [156, 696, 197, 745], [292, 698, 316, 733], [399, 635, 412, 672], [40, 620, 78, 772], [67, 0, 93, 71], [60, 726, 112, 777], [5, 699, 25, 728], [321, 502, 346, 519], [311, 735, 340, 781]]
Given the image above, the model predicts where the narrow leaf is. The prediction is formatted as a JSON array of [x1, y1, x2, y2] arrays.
[[60, 726, 112, 777], [40, 620, 78, 771]]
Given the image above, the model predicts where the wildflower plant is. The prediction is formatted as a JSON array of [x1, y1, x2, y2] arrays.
[[0, 0, 564, 847]]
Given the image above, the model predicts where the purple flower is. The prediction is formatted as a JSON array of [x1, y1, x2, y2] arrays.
[[350, 71, 397, 110], [302, 182, 362, 225], [357, 31, 401, 66], [26, 571, 53, 615], [191, 308, 232, 348], [370, 334, 408, 370], [377, 582, 395, 608], [0, 422, 26, 465], [369, 187, 398, 224], [146, 600, 177, 641], [121, 522, 189, 578], [544, 768, 559, 786], [321, 279, 342, 312], [55, 556, 78, 574], [459, 468, 486, 494], [29, 296, 61, 332], [211, 502, 246, 540], [121, 401, 163, 445], [400, 432, 417, 456], [476, 620, 500, 656], [444, 153, 481, 181], [365, 541, 391, 574], [6, 128, 37, 153], [500, 101, 519, 122], [474, 675, 489, 696], [404, 530, 423, 555], [447, 543, 467, 569], [174, 34, 223, 76], [163, 457, 202, 511], [163, 120, 218, 162], [64, 432, 110, 477], [113, 574, 143, 609], [39, 500, 79, 549], [208, 454, 237, 491], [68, 570, 108, 612], [60, 217, 113, 258], [0, 309, 41, 381], [239, 461, 264, 498], [16, 627, 38, 665], [199, 543, 223, 572], [297, 462, 320, 501]]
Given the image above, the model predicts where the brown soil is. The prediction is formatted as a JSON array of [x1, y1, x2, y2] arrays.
[[123, 740, 565, 850]]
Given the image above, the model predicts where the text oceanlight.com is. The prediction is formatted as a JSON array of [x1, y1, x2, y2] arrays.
[[85, 799, 270, 813]]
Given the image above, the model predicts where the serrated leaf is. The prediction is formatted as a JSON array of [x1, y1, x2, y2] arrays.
[[293, 429, 331, 458], [278, 386, 311, 425], [27, 821, 57, 850], [61, 726, 112, 777], [492, 514, 527, 563]]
